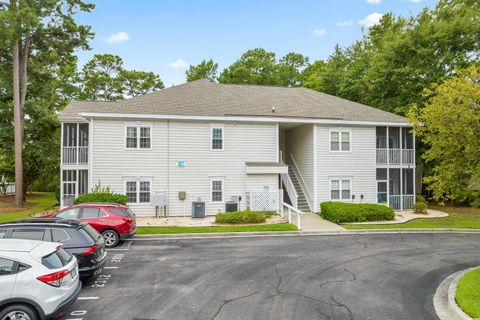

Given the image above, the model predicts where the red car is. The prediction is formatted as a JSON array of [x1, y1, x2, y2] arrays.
[[53, 203, 136, 247]]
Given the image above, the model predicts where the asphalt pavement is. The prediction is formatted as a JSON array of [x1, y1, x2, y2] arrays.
[[62, 233, 480, 320]]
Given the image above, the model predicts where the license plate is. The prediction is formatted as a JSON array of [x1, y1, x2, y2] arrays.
[[70, 267, 77, 279]]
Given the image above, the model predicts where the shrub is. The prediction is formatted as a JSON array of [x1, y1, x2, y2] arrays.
[[412, 201, 428, 214], [416, 194, 427, 204], [471, 198, 480, 209], [74, 193, 128, 205], [215, 210, 268, 224], [320, 202, 394, 223]]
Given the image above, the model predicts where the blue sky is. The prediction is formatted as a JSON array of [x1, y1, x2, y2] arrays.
[[76, 0, 438, 86]]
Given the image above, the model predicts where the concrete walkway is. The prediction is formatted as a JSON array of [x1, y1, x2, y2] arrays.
[[300, 213, 344, 232]]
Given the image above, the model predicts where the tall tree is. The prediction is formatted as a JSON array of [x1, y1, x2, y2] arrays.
[[79, 54, 164, 100], [0, 0, 94, 207], [408, 66, 480, 202], [186, 59, 218, 82], [277, 52, 309, 87], [218, 48, 281, 85]]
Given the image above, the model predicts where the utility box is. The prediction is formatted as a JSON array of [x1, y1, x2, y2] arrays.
[[192, 201, 205, 218], [178, 191, 186, 200], [225, 201, 238, 212]]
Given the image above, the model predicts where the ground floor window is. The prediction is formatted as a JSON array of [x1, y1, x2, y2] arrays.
[[210, 178, 224, 202], [330, 178, 351, 200], [125, 180, 151, 204]]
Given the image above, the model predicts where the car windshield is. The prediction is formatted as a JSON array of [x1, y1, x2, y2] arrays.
[[108, 207, 134, 217], [41, 247, 73, 269]]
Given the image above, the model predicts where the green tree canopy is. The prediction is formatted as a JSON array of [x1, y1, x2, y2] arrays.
[[408, 66, 480, 201], [79, 54, 164, 101], [186, 59, 218, 82]]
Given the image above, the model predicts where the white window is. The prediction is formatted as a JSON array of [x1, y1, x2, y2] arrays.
[[330, 178, 351, 200], [126, 126, 151, 149], [330, 130, 351, 151], [125, 180, 151, 203], [211, 127, 223, 150], [210, 178, 224, 202]]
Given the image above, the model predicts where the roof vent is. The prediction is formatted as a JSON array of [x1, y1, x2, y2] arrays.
[[272, 106, 276, 113]]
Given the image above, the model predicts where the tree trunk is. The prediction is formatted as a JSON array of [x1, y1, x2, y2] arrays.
[[13, 40, 23, 207], [19, 35, 30, 201]]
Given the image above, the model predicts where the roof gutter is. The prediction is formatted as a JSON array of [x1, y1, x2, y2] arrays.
[[78, 112, 412, 127]]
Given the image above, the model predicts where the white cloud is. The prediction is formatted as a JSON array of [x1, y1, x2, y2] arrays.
[[106, 31, 130, 44], [358, 12, 383, 27], [313, 28, 327, 37], [336, 20, 353, 27], [168, 58, 189, 69], [366, 0, 381, 3]]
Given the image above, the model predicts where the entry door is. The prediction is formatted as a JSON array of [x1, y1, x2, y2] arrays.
[[377, 181, 388, 204]]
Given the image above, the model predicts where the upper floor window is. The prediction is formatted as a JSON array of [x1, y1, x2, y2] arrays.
[[330, 130, 350, 152], [211, 127, 223, 150], [126, 126, 151, 149]]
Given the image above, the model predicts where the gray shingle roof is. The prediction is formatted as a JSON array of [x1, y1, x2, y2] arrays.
[[60, 79, 407, 123]]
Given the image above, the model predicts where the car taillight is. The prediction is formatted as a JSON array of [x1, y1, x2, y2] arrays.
[[37, 270, 69, 287], [81, 245, 98, 256]]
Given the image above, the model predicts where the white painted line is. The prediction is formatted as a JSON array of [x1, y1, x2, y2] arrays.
[[104, 266, 119, 269], [66, 318, 84, 320], [78, 296, 99, 300], [106, 248, 130, 251]]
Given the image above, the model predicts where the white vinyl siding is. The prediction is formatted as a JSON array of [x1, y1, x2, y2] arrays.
[[91, 119, 277, 216], [317, 125, 376, 210]]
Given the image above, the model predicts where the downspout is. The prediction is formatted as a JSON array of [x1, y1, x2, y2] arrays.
[[167, 119, 170, 216]]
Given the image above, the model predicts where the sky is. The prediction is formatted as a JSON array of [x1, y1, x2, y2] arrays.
[[75, 0, 438, 87]]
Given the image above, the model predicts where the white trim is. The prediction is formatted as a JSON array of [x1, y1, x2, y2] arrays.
[[313, 125, 318, 212], [210, 126, 224, 151], [79, 112, 412, 127], [275, 123, 279, 163], [210, 177, 224, 203], [124, 123, 153, 150], [88, 118, 93, 192], [329, 128, 352, 152]]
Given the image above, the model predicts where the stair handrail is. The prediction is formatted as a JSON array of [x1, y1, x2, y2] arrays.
[[281, 173, 298, 209], [281, 202, 303, 230], [288, 153, 314, 211]]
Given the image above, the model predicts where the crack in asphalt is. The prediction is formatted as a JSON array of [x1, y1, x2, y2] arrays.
[[318, 269, 357, 288], [331, 296, 354, 320], [210, 292, 258, 320]]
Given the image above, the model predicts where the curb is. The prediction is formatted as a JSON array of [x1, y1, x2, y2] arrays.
[[434, 267, 479, 320], [132, 228, 480, 240]]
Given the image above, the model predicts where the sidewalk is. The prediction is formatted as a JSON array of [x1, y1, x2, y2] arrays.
[[300, 213, 345, 232]]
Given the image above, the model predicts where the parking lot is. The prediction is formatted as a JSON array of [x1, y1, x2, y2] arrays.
[[61, 233, 480, 320]]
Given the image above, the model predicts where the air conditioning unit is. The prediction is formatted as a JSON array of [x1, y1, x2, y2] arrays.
[[192, 201, 205, 218]]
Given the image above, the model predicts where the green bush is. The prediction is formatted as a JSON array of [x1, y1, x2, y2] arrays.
[[320, 202, 394, 223], [215, 210, 268, 224], [74, 193, 128, 205], [412, 201, 428, 214], [471, 198, 480, 209], [416, 194, 427, 204]]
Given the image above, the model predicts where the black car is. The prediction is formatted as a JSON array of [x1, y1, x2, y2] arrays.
[[0, 218, 108, 280]]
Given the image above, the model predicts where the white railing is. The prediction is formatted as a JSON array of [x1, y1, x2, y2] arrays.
[[281, 202, 303, 230], [402, 149, 414, 165], [388, 195, 414, 210], [281, 173, 298, 209], [377, 148, 414, 165], [0, 182, 15, 195], [288, 154, 314, 211], [62, 146, 88, 164], [376, 148, 388, 164]]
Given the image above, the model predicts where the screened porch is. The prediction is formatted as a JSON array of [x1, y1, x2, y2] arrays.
[[376, 168, 415, 210]]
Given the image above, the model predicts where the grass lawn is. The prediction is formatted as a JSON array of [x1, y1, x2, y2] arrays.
[[343, 206, 480, 230], [137, 223, 298, 234], [456, 268, 480, 318], [0, 192, 57, 223]]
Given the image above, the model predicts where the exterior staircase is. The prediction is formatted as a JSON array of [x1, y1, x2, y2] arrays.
[[287, 166, 310, 212]]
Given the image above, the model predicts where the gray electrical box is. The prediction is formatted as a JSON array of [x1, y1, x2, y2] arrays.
[[178, 191, 186, 200], [192, 201, 205, 218], [151, 193, 166, 206]]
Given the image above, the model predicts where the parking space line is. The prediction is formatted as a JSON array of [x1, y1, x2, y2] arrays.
[[78, 296, 99, 300], [104, 266, 118, 269], [107, 248, 130, 251]]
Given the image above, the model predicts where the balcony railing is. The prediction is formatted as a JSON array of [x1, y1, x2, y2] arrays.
[[376, 148, 414, 165], [388, 195, 414, 210], [62, 146, 88, 164]]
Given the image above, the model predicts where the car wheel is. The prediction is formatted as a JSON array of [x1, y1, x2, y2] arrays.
[[0, 304, 38, 320], [102, 230, 119, 247]]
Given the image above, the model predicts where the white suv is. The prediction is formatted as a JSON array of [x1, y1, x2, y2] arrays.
[[0, 239, 81, 320]]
